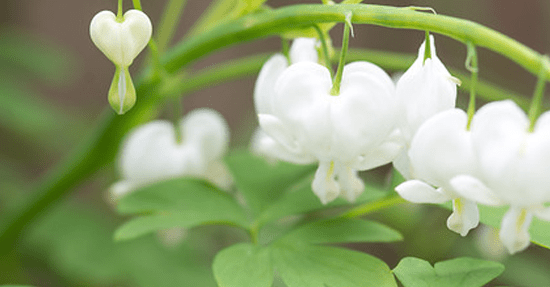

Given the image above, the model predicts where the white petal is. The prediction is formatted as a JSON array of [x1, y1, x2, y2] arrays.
[[335, 163, 365, 202], [330, 62, 398, 161], [397, 35, 456, 142], [392, 149, 412, 180], [535, 206, 550, 221], [254, 54, 288, 114], [109, 180, 137, 201], [180, 108, 229, 163], [119, 121, 187, 181], [470, 100, 529, 203], [354, 137, 403, 171], [520, 111, 550, 203], [446, 198, 479, 236], [311, 162, 340, 204], [395, 180, 451, 203], [408, 109, 475, 188], [90, 10, 152, 66], [250, 128, 316, 165], [450, 175, 503, 206], [204, 161, 233, 191], [272, 62, 332, 157], [499, 207, 533, 254], [289, 38, 318, 63]]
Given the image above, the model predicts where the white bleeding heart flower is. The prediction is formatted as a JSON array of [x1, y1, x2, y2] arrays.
[[395, 109, 479, 236], [392, 35, 457, 179], [451, 100, 550, 254], [110, 108, 232, 201], [256, 60, 402, 204], [90, 9, 152, 114]]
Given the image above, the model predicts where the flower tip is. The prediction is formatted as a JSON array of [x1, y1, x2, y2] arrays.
[[109, 66, 136, 115]]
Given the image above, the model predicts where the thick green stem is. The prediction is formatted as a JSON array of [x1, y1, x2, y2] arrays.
[[528, 56, 549, 132], [164, 4, 550, 80], [466, 43, 478, 130], [157, 0, 188, 54]]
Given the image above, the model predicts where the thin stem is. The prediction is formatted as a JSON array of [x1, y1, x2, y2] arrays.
[[116, 0, 123, 20], [281, 38, 290, 64], [132, 0, 142, 11], [157, 0, 188, 54], [528, 56, 549, 132], [423, 31, 431, 63], [313, 24, 333, 72], [340, 195, 407, 219], [465, 43, 478, 130], [330, 14, 351, 96]]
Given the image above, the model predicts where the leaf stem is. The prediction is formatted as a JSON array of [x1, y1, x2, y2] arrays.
[[116, 0, 123, 20], [132, 0, 142, 11], [340, 195, 407, 219]]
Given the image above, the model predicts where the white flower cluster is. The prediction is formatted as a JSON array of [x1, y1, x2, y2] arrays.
[[110, 108, 232, 201], [253, 37, 550, 254]]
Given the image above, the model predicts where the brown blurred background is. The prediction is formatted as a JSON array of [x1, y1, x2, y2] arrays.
[[1, 1, 549, 286]]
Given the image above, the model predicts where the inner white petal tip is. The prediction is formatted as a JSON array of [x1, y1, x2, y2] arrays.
[[118, 69, 126, 113]]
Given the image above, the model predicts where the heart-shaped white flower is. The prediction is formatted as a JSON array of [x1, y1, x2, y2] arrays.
[[90, 9, 152, 67], [451, 100, 550, 253], [256, 60, 402, 204], [395, 109, 479, 236], [392, 35, 457, 179], [90, 9, 152, 114], [110, 108, 232, 201]]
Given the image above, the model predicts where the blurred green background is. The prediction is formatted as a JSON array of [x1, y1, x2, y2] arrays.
[[1, 0, 549, 286]]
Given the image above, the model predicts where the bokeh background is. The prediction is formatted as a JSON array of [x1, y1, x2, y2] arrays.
[[1, 0, 549, 286]]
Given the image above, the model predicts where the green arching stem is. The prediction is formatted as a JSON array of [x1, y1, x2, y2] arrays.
[[132, 0, 142, 11], [163, 4, 550, 80], [466, 43, 478, 130], [116, 0, 123, 20], [528, 56, 550, 132], [423, 31, 431, 64], [156, 0, 188, 54], [313, 25, 333, 72], [339, 195, 407, 219], [330, 14, 351, 96], [2, 3, 548, 252]]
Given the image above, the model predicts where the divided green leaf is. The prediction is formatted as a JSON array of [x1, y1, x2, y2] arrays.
[[393, 257, 504, 287], [213, 243, 274, 287], [272, 242, 397, 287], [115, 178, 247, 241], [280, 218, 402, 244]]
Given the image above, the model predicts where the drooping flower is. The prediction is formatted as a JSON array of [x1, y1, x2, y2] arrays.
[[392, 35, 458, 179], [451, 100, 550, 253], [110, 108, 232, 201], [90, 9, 152, 114], [255, 59, 402, 204], [395, 109, 479, 236]]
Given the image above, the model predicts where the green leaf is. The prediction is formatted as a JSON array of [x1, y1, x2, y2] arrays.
[[280, 218, 402, 244], [213, 243, 274, 287], [225, 150, 316, 216], [257, 175, 387, 226], [115, 178, 248, 241], [272, 242, 397, 287], [393, 257, 504, 287]]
